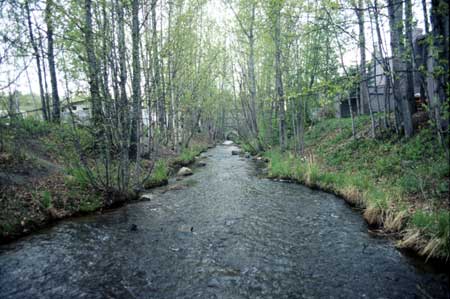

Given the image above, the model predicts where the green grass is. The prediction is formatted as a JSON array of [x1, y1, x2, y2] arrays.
[[144, 160, 169, 189], [264, 116, 449, 259], [151, 160, 169, 182], [171, 145, 207, 167]]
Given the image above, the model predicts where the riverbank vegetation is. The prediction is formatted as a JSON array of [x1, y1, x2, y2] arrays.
[[0, 118, 209, 242], [263, 116, 449, 259], [0, 0, 448, 260]]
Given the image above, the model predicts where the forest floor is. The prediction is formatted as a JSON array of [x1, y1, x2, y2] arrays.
[[251, 116, 449, 261], [0, 118, 211, 244]]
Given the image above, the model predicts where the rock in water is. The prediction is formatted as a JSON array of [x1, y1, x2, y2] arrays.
[[130, 224, 138, 231], [177, 167, 193, 176], [231, 150, 241, 155], [196, 161, 207, 167], [140, 193, 154, 200]]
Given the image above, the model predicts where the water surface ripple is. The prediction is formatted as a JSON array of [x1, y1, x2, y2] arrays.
[[0, 145, 448, 298]]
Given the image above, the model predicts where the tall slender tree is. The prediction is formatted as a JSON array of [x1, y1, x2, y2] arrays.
[[45, 0, 60, 122]]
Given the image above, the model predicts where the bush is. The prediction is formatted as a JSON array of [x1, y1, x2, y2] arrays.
[[67, 167, 92, 189], [40, 191, 52, 209]]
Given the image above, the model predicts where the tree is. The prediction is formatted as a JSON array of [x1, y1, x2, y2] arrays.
[[84, 0, 103, 128], [355, 0, 375, 137], [25, 0, 48, 121], [45, 0, 60, 122], [387, 0, 413, 137], [268, 0, 286, 151], [130, 0, 142, 161]]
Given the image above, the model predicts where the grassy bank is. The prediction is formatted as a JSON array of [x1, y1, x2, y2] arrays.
[[262, 117, 449, 260], [0, 118, 210, 243]]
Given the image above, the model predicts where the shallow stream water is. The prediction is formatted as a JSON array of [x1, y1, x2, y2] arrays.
[[0, 145, 448, 298]]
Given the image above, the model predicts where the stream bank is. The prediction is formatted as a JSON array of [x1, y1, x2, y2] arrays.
[[0, 128, 212, 245], [239, 117, 449, 261], [0, 144, 448, 298]]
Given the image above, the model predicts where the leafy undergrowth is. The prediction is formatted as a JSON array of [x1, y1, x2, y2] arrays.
[[265, 117, 449, 261], [0, 118, 212, 243]]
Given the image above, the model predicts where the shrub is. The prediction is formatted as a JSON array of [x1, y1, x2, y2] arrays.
[[67, 167, 92, 189], [40, 191, 52, 209]]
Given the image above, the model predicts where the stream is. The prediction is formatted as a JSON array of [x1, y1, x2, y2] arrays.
[[0, 144, 448, 298]]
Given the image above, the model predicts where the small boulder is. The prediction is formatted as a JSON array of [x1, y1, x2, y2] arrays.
[[231, 150, 241, 155], [140, 193, 154, 201], [244, 152, 251, 158], [177, 167, 193, 176]]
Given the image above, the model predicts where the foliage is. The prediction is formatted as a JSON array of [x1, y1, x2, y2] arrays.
[[40, 191, 52, 209], [67, 167, 92, 190]]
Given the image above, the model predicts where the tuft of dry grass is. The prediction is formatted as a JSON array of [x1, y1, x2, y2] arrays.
[[340, 186, 363, 207], [363, 204, 383, 226], [383, 209, 407, 232]]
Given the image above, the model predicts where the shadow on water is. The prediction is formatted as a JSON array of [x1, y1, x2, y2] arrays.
[[0, 144, 449, 299]]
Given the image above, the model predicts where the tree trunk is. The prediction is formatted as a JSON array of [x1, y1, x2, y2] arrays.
[[356, 0, 369, 115], [84, 0, 103, 128], [405, 0, 416, 114], [25, 0, 48, 121], [151, 0, 164, 138], [45, 0, 60, 123], [274, 2, 286, 151], [430, 0, 449, 107], [248, 3, 258, 140], [117, 0, 130, 191], [130, 0, 141, 161], [356, 0, 375, 137], [422, 0, 446, 146], [387, 0, 414, 137]]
